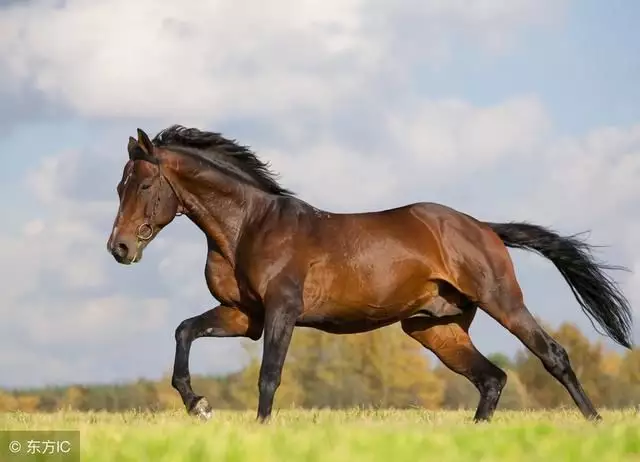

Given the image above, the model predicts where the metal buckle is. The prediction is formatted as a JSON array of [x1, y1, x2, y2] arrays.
[[136, 223, 154, 241]]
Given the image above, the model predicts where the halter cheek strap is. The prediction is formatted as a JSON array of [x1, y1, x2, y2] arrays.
[[134, 167, 183, 246]]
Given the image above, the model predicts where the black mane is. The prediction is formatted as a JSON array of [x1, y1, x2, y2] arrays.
[[152, 125, 294, 196]]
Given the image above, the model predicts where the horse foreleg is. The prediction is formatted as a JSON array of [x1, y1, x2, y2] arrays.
[[256, 281, 303, 423], [171, 305, 262, 420]]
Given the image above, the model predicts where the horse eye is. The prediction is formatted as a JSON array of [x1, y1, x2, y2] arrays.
[[140, 183, 152, 190]]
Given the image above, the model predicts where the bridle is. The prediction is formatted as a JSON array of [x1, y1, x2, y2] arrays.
[[133, 163, 183, 252], [135, 222, 155, 242]]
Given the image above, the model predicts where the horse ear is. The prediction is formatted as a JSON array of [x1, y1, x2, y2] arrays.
[[128, 134, 159, 164], [127, 136, 138, 155], [137, 128, 154, 156]]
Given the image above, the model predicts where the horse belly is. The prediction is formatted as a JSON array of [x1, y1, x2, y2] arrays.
[[295, 310, 402, 334], [298, 260, 438, 333]]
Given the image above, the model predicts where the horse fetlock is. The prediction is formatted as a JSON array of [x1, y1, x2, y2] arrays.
[[188, 396, 213, 421]]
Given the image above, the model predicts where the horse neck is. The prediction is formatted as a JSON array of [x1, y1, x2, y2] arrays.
[[165, 159, 269, 264]]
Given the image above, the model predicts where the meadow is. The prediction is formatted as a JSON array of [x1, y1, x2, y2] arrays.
[[1, 408, 638, 462]]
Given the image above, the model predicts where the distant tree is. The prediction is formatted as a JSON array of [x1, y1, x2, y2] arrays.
[[15, 395, 41, 412], [60, 385, 89, 411], [497, 370, 532, 410], [6, 318, 635, 413], [227, 356, 304, 410], [354, 325, 443, 409], [225, 325, 444, 410], [292, 325, 444, 409], [487, 352, 514, 370], [190, 375, 231, 409], [619, 348, 640, 384], [614, 348, 640, 407], [0, 391, 19, 411], [433, 366, 477, 410], [434, 363, 533, 411]]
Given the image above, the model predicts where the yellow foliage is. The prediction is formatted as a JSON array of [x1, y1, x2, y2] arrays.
[[515, 322, 621, 409], [619, 348, 640, 384], [0, 392, 19, 411], [155, 373, 184, 410], [16, 394, 41, 412], [60, 385, 88, 410], [1, 320, 637, 412]]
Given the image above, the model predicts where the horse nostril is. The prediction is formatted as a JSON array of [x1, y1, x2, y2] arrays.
[[113, 242, 129, 260]]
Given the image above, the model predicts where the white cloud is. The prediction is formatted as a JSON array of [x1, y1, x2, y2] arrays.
[[0, 0, 565, 120], [157, 237, 213, 304], [23, 219, 45, 237], [528, 126, 640, 317], [527, 124, 640, 227], [0, 151, 165, 368], [0, 350, 91, 388], [24, 154, 70, 204], [2, 0, 637, 389], [0, 0, 373, 119], [0, 147, 249, 387], [265, 103, 640, 325], [261, 96, 550, 212], [373, 0, 568, 60], [2, 93, 639, 388], [387, 96, 550, 178], [26, 296, 170, 346], [630, 260, 640, 311], [264, 143, 400, 212]]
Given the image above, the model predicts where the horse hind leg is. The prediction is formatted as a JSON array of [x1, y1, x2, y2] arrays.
[[476, 267, 601, 420], [401, 307, 507, 422]]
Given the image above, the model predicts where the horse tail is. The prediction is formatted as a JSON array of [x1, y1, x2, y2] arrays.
[[485, 221, 633, 349]]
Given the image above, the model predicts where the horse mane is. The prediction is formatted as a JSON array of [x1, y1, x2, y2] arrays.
[[152, 125, 294, 196]]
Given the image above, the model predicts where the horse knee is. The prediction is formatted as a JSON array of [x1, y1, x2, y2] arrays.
[[175, 318, 194, 342]]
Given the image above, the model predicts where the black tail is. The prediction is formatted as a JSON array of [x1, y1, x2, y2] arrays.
[[486, 221, 634, 349]]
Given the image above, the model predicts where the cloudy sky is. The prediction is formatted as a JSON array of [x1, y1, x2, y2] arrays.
[[1, 0, 639, 389]]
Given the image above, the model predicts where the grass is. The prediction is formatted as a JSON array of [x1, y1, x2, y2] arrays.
[[0, 408, 639, 461]]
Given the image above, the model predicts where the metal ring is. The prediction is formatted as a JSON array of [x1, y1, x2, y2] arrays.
[[136, 223, 154, 241]]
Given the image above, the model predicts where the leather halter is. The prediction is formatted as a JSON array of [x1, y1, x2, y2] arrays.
[[134, 165, 182, 247]]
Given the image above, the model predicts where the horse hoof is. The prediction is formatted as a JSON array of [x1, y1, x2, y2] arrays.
[[189, 397, 213, 421]]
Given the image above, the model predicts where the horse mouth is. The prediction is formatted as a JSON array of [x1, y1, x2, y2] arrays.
[[112, 252, 141, 265]]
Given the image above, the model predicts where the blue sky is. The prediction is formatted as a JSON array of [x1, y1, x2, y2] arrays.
[[0, 0, 639, 389]]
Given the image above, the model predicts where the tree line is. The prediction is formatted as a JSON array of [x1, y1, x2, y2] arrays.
[[1, 320, 639, 413]]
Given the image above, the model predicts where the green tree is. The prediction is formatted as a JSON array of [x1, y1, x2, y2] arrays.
[[434, 365, 477, 410], [286, 325, 443, 409], [497, 370, 532, 410], [226, 341, 304, 409], [487, 352, 514, 370], [613, 348, 640, 407], [60, 385, 89, 411]]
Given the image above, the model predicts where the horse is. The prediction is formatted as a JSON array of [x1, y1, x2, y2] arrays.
[[106, 125, 633, 423]]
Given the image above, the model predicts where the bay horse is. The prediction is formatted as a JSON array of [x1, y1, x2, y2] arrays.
[[107, 125, 633, 423]]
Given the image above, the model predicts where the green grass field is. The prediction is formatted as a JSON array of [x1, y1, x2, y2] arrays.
[[1, 409, 639, 461]]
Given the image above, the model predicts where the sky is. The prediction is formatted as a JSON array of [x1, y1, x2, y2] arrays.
[[0, 0, 639, 389]]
